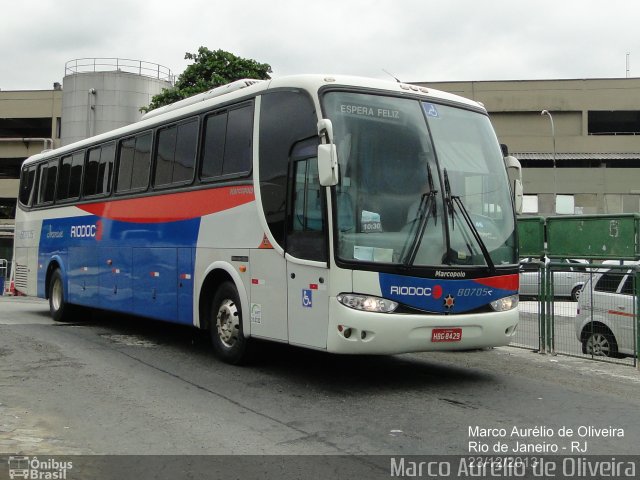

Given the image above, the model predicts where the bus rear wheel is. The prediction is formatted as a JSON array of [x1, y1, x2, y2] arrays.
[[48, 269, 76, 322], [209, 282, 251, 365]]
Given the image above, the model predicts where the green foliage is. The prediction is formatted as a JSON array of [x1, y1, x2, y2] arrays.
[[142, 47, 272, 112]]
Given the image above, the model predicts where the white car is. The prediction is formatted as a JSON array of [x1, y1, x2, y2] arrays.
[[575, 268, 637, 358], [519, 258, 589, 301]]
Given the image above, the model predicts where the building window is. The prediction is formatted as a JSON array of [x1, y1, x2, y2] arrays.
[[0, 118, 52, 138], [0, 198, 16, 219], [522, 195, 539, 214], [555, 194, 575, 214], [0, 158, 24, 178], [588, 111, 640, 135]]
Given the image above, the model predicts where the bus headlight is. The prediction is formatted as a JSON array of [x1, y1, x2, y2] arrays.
[[490, 295, 519, 312], [337, 293, 399, 313]]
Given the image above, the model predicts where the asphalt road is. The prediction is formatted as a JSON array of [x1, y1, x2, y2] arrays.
[[1, 296, 639, 460]]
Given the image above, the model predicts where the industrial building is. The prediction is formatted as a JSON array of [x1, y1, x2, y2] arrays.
[[2, 72, 640, 240], [0, 58, 173, 260], [418, 78, 640, 216]]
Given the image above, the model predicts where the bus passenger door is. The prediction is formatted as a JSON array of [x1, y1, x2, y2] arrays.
[[286, 157, 329, 349]]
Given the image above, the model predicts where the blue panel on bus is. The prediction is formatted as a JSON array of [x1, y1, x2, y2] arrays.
[[39, 215, 201, 249], [132, 247, 178, 322], [379, 273, 518, 313], [39, 215, 201, 323]]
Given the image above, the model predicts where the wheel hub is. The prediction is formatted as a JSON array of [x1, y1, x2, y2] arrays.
[[587, 334, 609, 356], [216, 299, 239, 347]]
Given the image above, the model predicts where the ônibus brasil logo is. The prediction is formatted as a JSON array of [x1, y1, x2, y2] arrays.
[[7, 456, 73, 479]]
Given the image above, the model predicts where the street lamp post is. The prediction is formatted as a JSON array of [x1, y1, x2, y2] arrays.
[[541, 110, 557, 212]]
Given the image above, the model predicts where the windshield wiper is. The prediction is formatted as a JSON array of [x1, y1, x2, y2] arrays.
[[401, 164, 437, 266], [443, 168, 495, 272]]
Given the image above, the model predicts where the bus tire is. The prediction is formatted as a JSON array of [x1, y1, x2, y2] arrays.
[[209, 282, 251, 365], [48, 269, 76, 322]]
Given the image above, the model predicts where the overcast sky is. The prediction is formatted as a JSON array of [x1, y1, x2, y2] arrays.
[[1, 0, 638, 90]]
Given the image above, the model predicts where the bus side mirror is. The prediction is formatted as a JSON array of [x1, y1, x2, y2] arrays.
[[513, 178, 523, 214], [504, 154, 523, 214], [318, 119, 339, 186]]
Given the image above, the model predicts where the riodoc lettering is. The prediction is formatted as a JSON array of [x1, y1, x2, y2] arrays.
[[390, 286, 432, 296], [70, 225, 97, 238]]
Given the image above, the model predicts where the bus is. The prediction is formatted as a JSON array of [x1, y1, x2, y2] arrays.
[[14, 75, 522, 364]]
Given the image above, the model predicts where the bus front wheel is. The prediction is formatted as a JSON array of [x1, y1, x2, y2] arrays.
[[209, 282, 251, 365], [48, 269, 76, 322]]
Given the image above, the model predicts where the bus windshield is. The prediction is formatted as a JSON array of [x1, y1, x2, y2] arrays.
[[323, 91, 516, 268]]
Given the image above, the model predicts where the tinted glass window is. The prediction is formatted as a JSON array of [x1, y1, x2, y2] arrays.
[[57, 155, 72, 200], [155, 126, 177, 186], [56, 152, 83, 201], [259, 91, 318, 248], [38, 160, 58, 204], [201, 103, 253, 180], [117, 133, 151, 192], [201, 112, 227, 179], [154, 119, 197, 187], [131, 133, 151, 190], [117, 138, 135, 192], [99, 143, 115, 195], [86, 143, 115, 197], [621, 274, 635, 295], [223, 105, 253, 175], [595, 271, 624, 293], [174, 120, 198, 183], [19, 166, 37, 206], [84, 148, 101, 196], [287, 155, 326, 261]]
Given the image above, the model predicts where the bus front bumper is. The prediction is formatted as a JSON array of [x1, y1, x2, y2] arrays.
[[326, 297, 519, 355]]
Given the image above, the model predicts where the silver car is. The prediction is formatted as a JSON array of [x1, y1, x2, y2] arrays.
[[519, 258, 589, 301], [575, 268, 636, 358]]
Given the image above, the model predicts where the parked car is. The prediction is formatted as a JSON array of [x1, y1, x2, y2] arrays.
[[575, 267, 637, 358], [519, 257, 589, 301]]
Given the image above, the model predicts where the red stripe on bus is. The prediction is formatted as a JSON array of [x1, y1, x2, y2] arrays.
[[78, 187, 254, 223], [474, 274, 519, 291]]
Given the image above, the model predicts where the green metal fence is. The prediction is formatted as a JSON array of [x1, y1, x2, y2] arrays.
[[516, 215, 640, 368]]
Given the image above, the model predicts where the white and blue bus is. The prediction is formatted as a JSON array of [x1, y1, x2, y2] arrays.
[[14, 75, 521, 364]]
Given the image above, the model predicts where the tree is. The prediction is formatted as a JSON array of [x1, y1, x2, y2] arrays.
[[143, 47, 272, 112]]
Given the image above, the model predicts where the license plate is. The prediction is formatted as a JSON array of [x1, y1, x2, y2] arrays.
[[431, 328, 462, 343]]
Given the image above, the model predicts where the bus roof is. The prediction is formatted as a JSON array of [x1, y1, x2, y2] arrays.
[[22, 74, 484, 167]]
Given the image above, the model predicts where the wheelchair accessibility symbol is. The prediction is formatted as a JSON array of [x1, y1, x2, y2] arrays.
[[302, 289, 313, 308]]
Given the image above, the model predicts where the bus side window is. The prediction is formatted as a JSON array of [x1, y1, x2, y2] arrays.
[[57, 151, 84, 201], [37, 159, 58, 205], [259, 91, 318, 249], [85, 143, 115, 197], [117, 132, 151, 193], [200, 103, 253, 181], [223, 105, 253, 175], [154, 118, 198, 187], [19, 166, 37, 206]]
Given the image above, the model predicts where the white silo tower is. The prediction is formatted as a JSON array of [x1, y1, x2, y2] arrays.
[[61, 58, 174, 145]]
